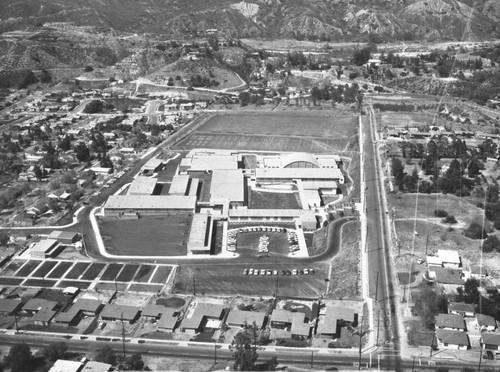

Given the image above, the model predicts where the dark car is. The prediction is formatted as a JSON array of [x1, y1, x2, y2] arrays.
[[486, 350, 494, 360]]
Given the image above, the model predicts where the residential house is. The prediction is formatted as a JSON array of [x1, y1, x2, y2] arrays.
[[477, 314, 497, 332], [435, 314, 467, 332], [141, 305, 168, 321], [482, 333, 500, 351], [32, 309, 57, 326], [81, 361, 112, 372], [270, 309, 311, 339], [448, 302, 475, 317], [48, 230, 80, 244], [179, 303, 225, 334], [226, 310, 266, 329], [48, 359, 83, 372], [0, 299, 23, 315], [100, 304, 140, 323], [157, 311, 179, 332], [317, 307, 358, 338], [436, 329, 470, 350], [22, 298, 59, 315]]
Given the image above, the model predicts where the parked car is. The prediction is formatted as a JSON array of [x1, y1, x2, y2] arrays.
[[243, 268, 249, 275]]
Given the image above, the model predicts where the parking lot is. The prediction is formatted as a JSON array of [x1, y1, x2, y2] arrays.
[[0, 258, 175, 293]]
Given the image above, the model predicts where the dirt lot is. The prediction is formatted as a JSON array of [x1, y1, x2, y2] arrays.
[[172, 263, 329, 297], [389, 193, 485, 230], [326, 221, 361, 300], [100, 215, 193, 256]]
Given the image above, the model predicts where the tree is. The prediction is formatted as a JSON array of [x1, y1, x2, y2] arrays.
[[482, 235, 500, 253], [391, 158, 405, 189], [75, 142, 90, 162], [456, 278, 480, 304], [4, 343, 34, 372], [33, 165, 43, 180], [58, 136, 72, 152], [486, 184, 500, 203], [352, 47, 371, 66], [0, 232, 9, 246], [43, 342, 67, 362], [122, 353, 144, 370], [232, 323, 259, 371], [94, 345, 116, 365], [413, 287, 447, 329], [464, 221, 488, 240]]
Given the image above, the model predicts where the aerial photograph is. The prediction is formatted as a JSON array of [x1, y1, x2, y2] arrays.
[[0, 0, 499, 371]]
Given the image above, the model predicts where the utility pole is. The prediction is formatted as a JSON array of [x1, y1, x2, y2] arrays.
[[310, 350, 314, 368], [425, 235, 429, 257], [376, 309, 380, 346], [120, 313, 126, 358], [14, 313, 19, 334], [193, 273, 196, 296], [214, 340, 217, 365], [358, 323, 363, 371], [430, 332, 436, 357], [114, 278, 118, 294], [412, 356, 415, 372], [375, 271, 379, 303], [478, 346, 483, 372]]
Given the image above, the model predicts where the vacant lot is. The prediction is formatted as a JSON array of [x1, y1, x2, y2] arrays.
[[389, 193, 484, 229], [174, 112, 358, 153], [394, 219, 482, 267], [327, 221, 361, 300], [172, 263, 329, 297], [101, 215, 193, 256], [248, 189, 301, 209]]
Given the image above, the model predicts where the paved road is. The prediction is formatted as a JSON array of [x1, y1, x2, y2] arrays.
[[362, 106, 401, 371]]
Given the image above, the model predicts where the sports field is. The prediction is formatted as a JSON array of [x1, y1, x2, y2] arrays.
[[101, 215, 193, 256], [174, 113, 358, 153], [0, 258, 174, 292]]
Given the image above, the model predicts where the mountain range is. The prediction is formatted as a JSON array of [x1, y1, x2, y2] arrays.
[[1, 0, 499, 42]]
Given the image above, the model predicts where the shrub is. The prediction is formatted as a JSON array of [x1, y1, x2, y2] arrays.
[[434, 209, 448, 217], [443, 215, 457, 224]]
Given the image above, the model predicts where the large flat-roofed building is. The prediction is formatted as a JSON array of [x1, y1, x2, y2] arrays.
[[210, 170, 244, 205], [169, 174, 190, 195], [187, 214, 213, 255], [127, 177, 157, 195], [260, 153, 341, 169], [180, 154, 238, 173], [228, 209, 317, 230], [103, 195, 196, 216], [255, 168, 344, 183], [142, 158, 164, 174], [30, 239, 62, 259]]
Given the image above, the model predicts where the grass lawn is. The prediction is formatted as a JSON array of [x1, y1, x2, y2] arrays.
[[248, 189, 301, 209], [327, 221, 361, 300], [101, 215, 193, 256], [307, 227, 328, 256], [174, 112, 358, 153], [199, 113, 356, 138]]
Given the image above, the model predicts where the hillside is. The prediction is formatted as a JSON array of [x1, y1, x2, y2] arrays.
[[0, 0, 499, 42], [0, 27, 130, 72]]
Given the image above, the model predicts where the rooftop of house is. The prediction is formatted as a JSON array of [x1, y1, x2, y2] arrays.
[[435, 314, 466, 330], [436, 329, 470, 346]]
